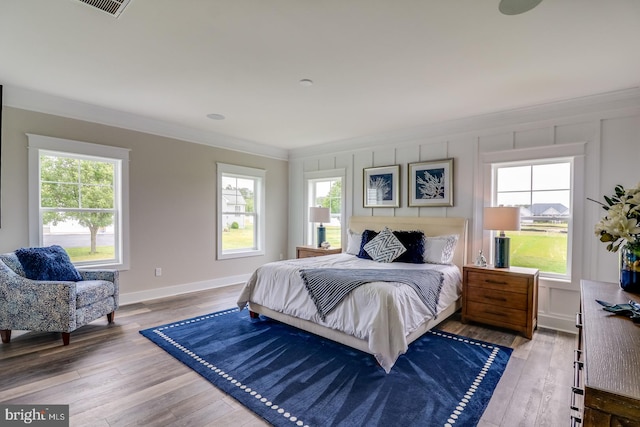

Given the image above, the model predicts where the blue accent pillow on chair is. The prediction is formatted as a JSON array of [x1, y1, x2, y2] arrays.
[[16, 245, 82, 282]]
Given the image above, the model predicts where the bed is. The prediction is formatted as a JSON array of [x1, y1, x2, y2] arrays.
[[237, 216, 468, 372]]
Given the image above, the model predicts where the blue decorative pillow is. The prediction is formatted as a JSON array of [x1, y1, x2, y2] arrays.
[[357, 229, 378, 260], [16, 245, 82, 282], [393, 230, 425, 264]]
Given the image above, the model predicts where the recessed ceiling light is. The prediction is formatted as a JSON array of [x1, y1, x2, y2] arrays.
[[206, 113, 225, 120], [299, 79, 314, 87], [499, 0, 543, 15]]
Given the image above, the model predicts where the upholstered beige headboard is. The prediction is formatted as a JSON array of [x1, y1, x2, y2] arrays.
[[348, 216, 469, 270]]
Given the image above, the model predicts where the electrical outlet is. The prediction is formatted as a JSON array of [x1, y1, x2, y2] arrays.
[[155, 267, 162, 277], [279, 253, 284, 260]]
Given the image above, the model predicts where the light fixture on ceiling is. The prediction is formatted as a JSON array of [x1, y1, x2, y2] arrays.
[[299, 79, 314, 87], [499, 0, 543, 15], [206, 113, 225, 120]]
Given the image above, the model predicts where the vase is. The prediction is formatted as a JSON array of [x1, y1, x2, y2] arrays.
[[619, 242, 640, 293]]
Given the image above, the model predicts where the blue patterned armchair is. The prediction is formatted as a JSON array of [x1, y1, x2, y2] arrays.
[[0, 250, 119, 345]]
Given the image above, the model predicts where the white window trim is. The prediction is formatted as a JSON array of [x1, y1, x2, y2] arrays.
[[217, 162, 266, 260], [480, 142, 586, 281], [27, 133, 131, 270], [304, 168, 346, 247]]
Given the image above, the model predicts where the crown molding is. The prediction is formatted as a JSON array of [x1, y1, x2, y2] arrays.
[[3, 85, 289, 161]]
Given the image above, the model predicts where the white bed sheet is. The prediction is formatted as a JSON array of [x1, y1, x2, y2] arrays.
[[237, 253, 462, 372]]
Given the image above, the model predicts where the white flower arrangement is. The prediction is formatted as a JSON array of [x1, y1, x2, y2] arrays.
[[591, 183, 640, 252]]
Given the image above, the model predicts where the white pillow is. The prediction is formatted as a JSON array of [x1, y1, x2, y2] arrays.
[[346, 229, 362, 255], [364, 227, 407, 263], [423, 234, 459, 264]]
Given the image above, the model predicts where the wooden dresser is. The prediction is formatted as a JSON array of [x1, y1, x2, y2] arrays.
[[573, 280, 640, 426], [462, 265, 539, 339]]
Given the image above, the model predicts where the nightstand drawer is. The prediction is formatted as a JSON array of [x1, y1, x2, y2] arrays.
[[465, 286, 528, 310], [466, 271, 529, 294], [465, 301, 528, 326]]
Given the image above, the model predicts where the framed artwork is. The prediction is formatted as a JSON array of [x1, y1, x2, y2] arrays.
[[408, 158, 454, 207], [363, 165, 400, 208]]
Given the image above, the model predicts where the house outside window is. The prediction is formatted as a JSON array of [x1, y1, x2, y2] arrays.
[[491, 160, 572, 278], [27, 134, 130, 269], [306, 171, 344, 248], [217, 163, 265, 259]]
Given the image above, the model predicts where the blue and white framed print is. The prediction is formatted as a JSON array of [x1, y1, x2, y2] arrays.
[[363, 165, 400, 208], [408, 158, 454, 207]]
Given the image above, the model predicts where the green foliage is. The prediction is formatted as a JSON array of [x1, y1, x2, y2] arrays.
[[318, 181, 342, 214], [222, 225, 254, 250], [231, 221, 239, 229], [238, 187, 254, 213], [40, 155, 115, 254]]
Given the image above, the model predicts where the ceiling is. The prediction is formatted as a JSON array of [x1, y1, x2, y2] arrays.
[[1, 0, 639, 154]]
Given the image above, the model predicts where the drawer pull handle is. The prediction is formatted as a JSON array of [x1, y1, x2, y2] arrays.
[[485, 296, 508, 302], [485, 279, 508, 285], [570, 412, 582, 425], [486, 311, 506, 318], [575, 312, 582, 329], [574, 349, 582, 365]]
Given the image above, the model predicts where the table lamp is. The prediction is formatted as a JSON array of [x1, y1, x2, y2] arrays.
[[309, 206, 330, 248], [483, 206, 521, 268]]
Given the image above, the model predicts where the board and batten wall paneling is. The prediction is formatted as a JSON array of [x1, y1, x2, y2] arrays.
[[287, 94, 640, 333], [595, 115, 640, 283]]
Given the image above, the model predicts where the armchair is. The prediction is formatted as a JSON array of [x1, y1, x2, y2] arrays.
[[0, 251, 119, 345]]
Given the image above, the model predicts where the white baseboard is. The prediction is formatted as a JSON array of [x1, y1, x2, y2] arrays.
[[538, 313, 577, 335], [119, 274, 251, 305]]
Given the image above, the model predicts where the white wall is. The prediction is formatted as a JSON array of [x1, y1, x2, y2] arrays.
[[288, 89, 640, 333]]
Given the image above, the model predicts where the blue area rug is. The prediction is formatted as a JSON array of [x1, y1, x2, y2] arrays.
[[140, 308, 512, 427]]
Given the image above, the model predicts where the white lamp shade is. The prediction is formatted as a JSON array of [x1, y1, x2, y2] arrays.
[[483, 207, 521, 231], [309, 206, 330, 223]]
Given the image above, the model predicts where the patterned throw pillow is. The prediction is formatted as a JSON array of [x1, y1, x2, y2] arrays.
[[364, 227, 407, 263], [423, 234, 459, 265]]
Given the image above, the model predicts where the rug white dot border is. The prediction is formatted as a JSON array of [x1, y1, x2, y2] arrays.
[[150, 309, 508, 427]]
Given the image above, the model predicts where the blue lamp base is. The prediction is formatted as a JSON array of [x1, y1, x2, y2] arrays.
[[494, 236, 510, 268], [317, 225, 326, 248]]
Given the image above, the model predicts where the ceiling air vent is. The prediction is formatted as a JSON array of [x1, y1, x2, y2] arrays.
[[76, 0, 132, 18]]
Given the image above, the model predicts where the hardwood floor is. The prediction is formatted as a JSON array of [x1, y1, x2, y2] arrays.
[[0, 284, 575, 426]]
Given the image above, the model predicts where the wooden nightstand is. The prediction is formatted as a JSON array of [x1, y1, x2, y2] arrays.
[[462, 264, 539, 339], [296, 245, 342, 259]]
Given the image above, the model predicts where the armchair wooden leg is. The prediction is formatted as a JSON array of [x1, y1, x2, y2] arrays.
[[62, 332, 70, 346], [107, 311, 115, 323], [249, 311, 259, 319], [1, 329, 11, 343]]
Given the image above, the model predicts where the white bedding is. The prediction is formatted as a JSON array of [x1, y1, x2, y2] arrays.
[[237, 253, 462, 372]]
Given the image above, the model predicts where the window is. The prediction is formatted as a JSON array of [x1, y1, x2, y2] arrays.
[[491, 159, 573, 278], [28, 134, 130, 269], [217, 163, 265, 259], [306, 171, 344, 248]]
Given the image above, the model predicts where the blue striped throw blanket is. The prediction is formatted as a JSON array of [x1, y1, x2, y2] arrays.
[[299, 268, 444, 321]]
